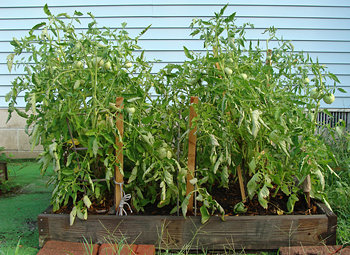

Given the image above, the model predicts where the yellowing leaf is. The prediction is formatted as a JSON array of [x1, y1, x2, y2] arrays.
[[83, 195, 92, 208], [69, 206, 77, 226], [7, 53, 15, 73], [251, 110, 262, 138]]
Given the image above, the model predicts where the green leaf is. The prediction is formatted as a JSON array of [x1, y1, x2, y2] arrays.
[[326, 164, 340, 178], [74, 80, 81, 89], [281, 184, 290, 196], [183, 46, 194, 60], [164, 170, 173, 186], [87, 12, 95, 19], [247, 173, 261, 199], [220, 166, 229, 187], [337, 87, 346, 93], [15, 108, 28, 119], [92, 138, 99, 156], [219, 4, 228, 17], [213, 154, 223, 174], [258, 185, 269, 209], [287, 194, 299, 213], [314, 168, 325, 190], [138, 24, 151, 38], [248, 158, 256, 174], [181, 193, 191, 217], [43, 4, 52, 16], [76, 207, 84, 220], [29, 22, 46, 36], [66, 153, 74, 167], [189, 178, 197, 185], [128, 165, 138, 183], [74, 10, 83, 16], [224, 12, 236, 23], [7, 53, 15, 73], [200, 206, 210, 224], [233, 202, 247, 214], [57, 13, 71, 19], [95, 186, 100, 199], [190, 29, 200, 37], [209, 134, 220, 146]]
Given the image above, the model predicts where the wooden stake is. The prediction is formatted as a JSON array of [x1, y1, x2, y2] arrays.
[[186, 96, 198, 214], [115, 97, 124, 212], [303, 174, 311, 209], [266, 49, 272, 66], [237, 165, 246, 202]]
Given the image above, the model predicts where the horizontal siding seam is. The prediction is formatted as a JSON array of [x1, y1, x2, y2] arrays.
[[1, 4, 350, 8], [1, 28, 350, 31], [1, 16, 350, 20]]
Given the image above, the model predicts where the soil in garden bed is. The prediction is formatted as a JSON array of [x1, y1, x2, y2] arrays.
[[209, 179, 320, 216], [138, 179, 320, 216], [53, 179, 320, 216]]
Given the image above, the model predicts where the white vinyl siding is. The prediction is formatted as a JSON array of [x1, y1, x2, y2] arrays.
[[0, 0, 349, 108]]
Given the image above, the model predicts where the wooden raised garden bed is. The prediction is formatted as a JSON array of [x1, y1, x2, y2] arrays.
[[38, 203, 336, 250], [37, 97, 337, 251]]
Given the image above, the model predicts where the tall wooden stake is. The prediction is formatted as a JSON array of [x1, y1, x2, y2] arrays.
[[237, 165, 246, 202], [115, 97, 124, 213], [186, 96, 198, 214], [303, 174, 311, 209]]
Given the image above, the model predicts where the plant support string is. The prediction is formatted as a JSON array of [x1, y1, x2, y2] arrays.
[[114, 180, 132, 216]]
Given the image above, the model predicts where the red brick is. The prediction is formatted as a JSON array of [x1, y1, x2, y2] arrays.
[[99, 243, 137, 255], [279, 245, 350, 255], [135, 245, 155, 255], [37, 240, 99, 255]]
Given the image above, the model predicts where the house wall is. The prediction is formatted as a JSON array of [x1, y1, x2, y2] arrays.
[[0, 0, 350, 157]]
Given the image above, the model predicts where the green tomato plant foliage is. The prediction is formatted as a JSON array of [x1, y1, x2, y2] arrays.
[[156, 6, 341, 220], [6, 5, 343, 224], [6, 5, 159, 222]]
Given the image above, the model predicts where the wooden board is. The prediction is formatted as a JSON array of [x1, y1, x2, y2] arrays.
[[38, 203, 336, 251], [0, 162, 8, 181]]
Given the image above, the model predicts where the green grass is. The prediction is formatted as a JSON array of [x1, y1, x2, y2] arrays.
[[0, 161, 53, 255], [321, 125, 350, 245], [325, 169, 350, 245]]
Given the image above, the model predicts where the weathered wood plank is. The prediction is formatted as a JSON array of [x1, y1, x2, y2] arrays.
[[317, 202, 337, 245], [0, 162, 8, 181], [38, 209, 333, 250]]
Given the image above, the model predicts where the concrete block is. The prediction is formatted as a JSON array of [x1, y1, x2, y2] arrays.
[[0, 108, 27, 129], [0, 129, 18, 150], [18, 129, 43, 151]]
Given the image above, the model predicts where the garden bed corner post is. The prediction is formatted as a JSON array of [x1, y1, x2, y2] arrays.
[[115, 97, 124, 214]]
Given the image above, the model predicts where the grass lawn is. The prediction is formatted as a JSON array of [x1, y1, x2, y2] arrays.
[[0, 161, 53, 255]]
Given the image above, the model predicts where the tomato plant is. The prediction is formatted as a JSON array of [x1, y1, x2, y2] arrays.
[[6, 5, 158, 223], [154, 6, 341, 221], [6, 5, 343, 225]]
